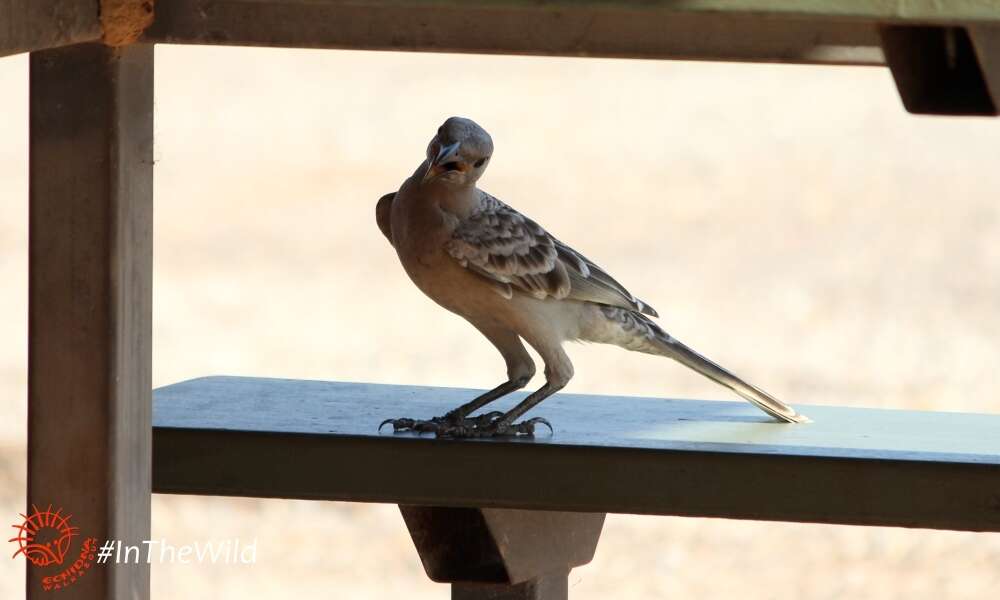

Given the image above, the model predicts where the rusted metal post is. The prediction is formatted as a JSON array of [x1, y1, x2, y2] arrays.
[[28, 42, 153, 599], [400, 506, 605, 600]]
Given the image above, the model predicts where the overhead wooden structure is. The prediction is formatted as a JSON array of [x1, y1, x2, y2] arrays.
[[6, 1, 1000, 599]]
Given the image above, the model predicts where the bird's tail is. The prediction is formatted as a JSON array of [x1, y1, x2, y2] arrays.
[[587, 306, 809, 423]]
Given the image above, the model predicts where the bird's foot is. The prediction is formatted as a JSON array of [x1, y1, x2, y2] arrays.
[[462, 416, 553, 438], [378, 411, 504, 436], [378, 413, 553, 438]]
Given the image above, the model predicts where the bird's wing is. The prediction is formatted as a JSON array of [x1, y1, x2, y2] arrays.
[[375, 192, 395, 244], [554, 241, 659, 317], [446, 194, 657, 316]]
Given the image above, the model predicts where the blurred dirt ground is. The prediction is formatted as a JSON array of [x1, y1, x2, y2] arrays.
[[2, 45, 1000, 598]]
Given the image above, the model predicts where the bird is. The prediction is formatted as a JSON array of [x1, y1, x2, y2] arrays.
[[376, 116, 808, 436]]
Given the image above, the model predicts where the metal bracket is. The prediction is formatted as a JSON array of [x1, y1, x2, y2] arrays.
[[400, 506, 605, 600], [880, 25, 998, 115]]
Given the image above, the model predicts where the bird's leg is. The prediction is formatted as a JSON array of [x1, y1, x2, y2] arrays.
[[466, 344, 573, 437], [459, 380, 562, 437], [377, 378, 527, 435], [378, 327, 536, 435], [442, 376, 531, 422]]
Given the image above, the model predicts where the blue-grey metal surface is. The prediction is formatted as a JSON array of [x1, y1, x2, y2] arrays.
[[154, 376, 1000, 531]]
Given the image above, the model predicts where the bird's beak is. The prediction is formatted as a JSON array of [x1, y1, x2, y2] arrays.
[[422, 141, 462, 183]]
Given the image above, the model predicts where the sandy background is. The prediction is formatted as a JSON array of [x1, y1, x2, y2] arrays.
[[3, 45, 1000, 598]]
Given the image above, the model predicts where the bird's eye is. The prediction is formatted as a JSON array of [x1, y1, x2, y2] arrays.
[[474, 157, 487, 168]]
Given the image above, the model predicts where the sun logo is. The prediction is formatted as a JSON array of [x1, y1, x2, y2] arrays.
[[9, 505, 79, 566]]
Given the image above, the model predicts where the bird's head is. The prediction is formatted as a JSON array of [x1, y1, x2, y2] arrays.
[[422, 117, 493, 187]]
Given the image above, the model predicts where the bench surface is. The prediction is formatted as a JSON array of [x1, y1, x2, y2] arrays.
[[153, 376, 1000, 532]]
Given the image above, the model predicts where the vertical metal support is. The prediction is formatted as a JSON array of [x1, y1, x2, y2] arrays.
[[401, 506, 605, 600], [28, 43, 153, 599], [452, 574, 569, 600]]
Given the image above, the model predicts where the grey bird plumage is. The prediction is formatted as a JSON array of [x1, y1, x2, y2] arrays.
[[377, 117, 808, 435]]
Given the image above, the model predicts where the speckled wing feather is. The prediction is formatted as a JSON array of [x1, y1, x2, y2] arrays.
[[446, 194, 570, 300], [554, 241, 658, 317], [446, 194, 657, 316]]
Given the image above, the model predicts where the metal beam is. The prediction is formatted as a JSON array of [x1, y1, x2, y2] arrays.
[[144, 0, 887, 65], [0, 0, 101, 58], [28, 42, 153, 599], [385, 1, 1000, 24], [153, 377, 1000, 533]]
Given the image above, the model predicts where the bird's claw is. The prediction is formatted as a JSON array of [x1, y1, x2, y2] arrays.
[[377, 411, 502, 435], [377, 413, 552, 438], [474, 416, 553, 437], [379, 417, 445, 433], [378, 417, 417, 432]]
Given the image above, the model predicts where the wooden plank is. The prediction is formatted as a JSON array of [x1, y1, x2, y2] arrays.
[[28, 42, 153, 599], [144, 0, 886, 65], [154, 376, 1000, 532], [0, 0, 101, 58]]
